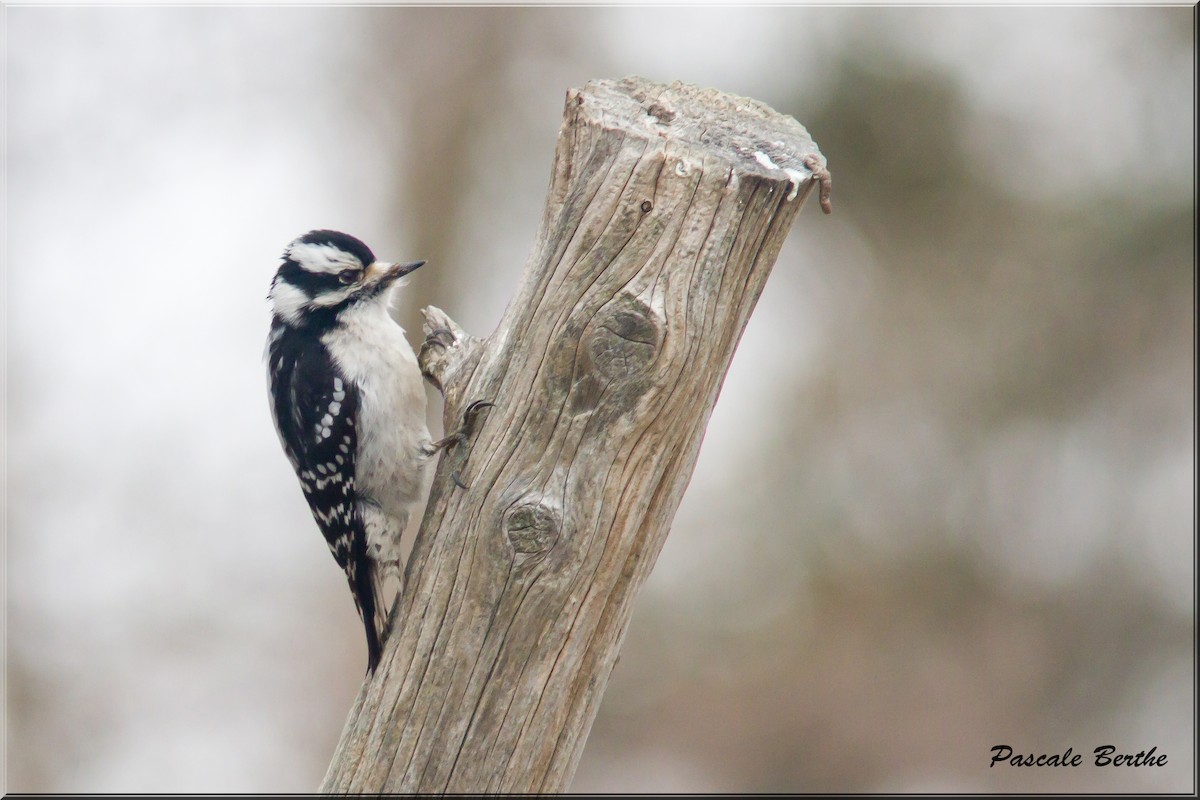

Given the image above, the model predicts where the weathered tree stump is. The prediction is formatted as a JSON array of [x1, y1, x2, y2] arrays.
[[321, 75, 830, 794]]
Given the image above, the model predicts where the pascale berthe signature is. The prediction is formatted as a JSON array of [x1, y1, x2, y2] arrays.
[[989, 745, 1167, 768]]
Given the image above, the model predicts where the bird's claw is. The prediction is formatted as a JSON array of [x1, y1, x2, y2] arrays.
[[425, 327, 456, 351], [431, 400, 494, 489], [461, 399, 495, 433]]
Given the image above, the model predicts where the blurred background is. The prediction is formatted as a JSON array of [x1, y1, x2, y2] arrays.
[[3, 4, 1193, 793]]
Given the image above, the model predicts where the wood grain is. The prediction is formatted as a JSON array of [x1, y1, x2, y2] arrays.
[[321, 75, 829, 794]]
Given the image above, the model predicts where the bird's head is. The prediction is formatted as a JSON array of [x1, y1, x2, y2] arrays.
[[268, 229, 424, 327]]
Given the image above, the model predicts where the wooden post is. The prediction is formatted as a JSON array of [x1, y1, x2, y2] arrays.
[[320, 76, 830, 794]]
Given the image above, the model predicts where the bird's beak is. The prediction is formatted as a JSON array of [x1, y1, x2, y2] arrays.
[[366, 259, 426, 285]]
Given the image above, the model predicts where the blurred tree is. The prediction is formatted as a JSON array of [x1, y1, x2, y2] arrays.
[[579, 22, 1193, 793]]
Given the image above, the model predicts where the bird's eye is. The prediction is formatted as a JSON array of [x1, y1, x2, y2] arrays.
[[338, 269, 361, 285]]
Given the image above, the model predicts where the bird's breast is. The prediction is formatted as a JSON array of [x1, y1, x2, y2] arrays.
[[323, 302, 432, 514]]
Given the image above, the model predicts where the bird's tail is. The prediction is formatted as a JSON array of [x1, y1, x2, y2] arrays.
[[368, 562, 397, 673], [351, 559, 384, 674]]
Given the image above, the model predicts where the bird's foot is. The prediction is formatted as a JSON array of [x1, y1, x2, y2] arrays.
[[427, 399, 494, 488], [424, 327, 456, 351]]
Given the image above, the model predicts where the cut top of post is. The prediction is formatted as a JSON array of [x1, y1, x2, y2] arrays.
[[571, 76, 831, 211]]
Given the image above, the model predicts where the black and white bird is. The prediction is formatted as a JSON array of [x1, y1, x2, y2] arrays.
[[265, 229, 434, 673]]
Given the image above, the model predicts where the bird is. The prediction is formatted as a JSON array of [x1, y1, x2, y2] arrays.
[[265, 229, 435, 673]]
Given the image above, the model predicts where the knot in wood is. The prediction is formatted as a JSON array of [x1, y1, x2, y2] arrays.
[[504, 501, 561, 555], [585, 295, 662, 381], [646, 102, 675, 125]]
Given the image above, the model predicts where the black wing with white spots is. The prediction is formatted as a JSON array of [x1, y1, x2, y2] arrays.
[[267, 323, 382, 672]]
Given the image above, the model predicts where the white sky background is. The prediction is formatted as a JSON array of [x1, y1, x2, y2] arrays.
[[5, 9, 413, 790], [3, 5, 1194, 793]]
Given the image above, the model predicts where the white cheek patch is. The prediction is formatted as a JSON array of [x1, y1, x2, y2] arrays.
[[308, 285, 357, 307], [269, 280, 310, 324], [287, 241, 362, 275]]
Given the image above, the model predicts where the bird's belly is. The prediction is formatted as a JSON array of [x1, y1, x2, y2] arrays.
[[354, 360, 431, 517]]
